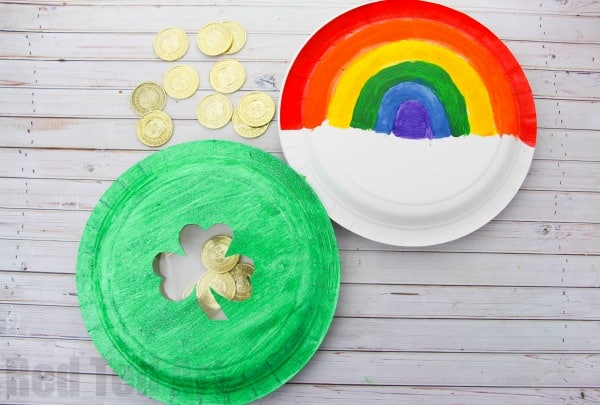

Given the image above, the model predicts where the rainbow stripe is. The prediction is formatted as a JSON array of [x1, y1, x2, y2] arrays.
[[280, 0, 536, 146]]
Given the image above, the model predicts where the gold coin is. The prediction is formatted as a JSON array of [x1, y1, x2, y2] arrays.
[[196, 93, 234, 129], [231, 263, 254, 301], [232, 109, 269, 139], [201, 235, 240, 273], [236, 92, 276, 128], [196, 272, 236, 311], [197, 23, 233, 56], [131, 82, 167, 116], [234, 262, 254, 277], [154, 28, 189, 61], [223, 21, 247, 55], [163, 64, 199, 99], [136, 110, 173, 147], [209, 59, 246, 94]]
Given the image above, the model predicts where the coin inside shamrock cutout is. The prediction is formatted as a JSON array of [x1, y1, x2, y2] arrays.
[[153, 223, 254, 320]]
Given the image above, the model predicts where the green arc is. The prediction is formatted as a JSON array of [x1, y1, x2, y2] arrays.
[[351, 61, 470, 135]]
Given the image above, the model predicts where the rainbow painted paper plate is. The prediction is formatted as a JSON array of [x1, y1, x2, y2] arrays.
[[279, 0, 536, 246], [77, 140, 340, 404]]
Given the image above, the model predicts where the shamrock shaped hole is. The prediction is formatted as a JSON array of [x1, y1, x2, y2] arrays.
[[153, 224, 254, 320]]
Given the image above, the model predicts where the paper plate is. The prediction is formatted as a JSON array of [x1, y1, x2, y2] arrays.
[[278, 0, 536, 246], [77, 140, 340, 404]]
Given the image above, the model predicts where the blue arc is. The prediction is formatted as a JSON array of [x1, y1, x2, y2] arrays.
[[374, 82, 452, 138]]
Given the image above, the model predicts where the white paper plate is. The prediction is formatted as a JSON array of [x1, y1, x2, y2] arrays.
[[278, 1, 536, 246]]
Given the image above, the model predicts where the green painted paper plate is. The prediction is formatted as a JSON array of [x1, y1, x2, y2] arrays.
[[77, 140, 340, 404]]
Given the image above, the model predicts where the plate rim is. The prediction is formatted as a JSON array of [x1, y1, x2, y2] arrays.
[[76, 140, 340, 404], [277, 0, 536, 247]]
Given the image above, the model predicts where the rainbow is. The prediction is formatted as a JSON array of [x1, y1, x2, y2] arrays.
[[280, 0, 536, 146]]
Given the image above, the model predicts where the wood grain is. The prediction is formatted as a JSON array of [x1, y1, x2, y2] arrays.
[[3, 305, 599, 353], [1, 0, 599, 403]]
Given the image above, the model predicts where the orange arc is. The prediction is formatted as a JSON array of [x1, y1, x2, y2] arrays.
[[301, 18, 518, 136]]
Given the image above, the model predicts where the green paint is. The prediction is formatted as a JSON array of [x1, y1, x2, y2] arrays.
[[77, 140, 340, 404], [351, 61, 470, 135]]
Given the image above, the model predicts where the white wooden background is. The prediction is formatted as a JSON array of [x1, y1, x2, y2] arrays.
[[1, 0, 599, 404]]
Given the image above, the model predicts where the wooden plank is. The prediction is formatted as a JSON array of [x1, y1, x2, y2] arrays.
[[2, 3, 600, 43], [1, 209, 599, 255], [339, 250, 600, 288], [526, 69, 600, 101], [2, 304, 599, 353], [294, 352, 600, 387], [1, 31, 599, 72], [0, 208, 90, 241], [522, 159, 600, 192], [0, 117, 281, 152], [267, 385, 600, 405], [336, 284, 600, 320], [0, 59, 281, 92], [2, 370, 598, 405], [323, 317, 600, 353], [0, 148, 152, 181], [2, 117, 599, 163], [1, 148, 599, 194], [2, 59, 599, 102], [2, 238, 599, 288], [0, 178, 111, 210], [2, 338, 599, 387], [495, 190, 600, 223], [334, 221, 600, 256], [0, 239, 77, 274], [533, 128, 600, 162], [1, 304, 89, 339], [3, 0, 600, 15], [2, 178, 599, 224], [0, 87, 278, 120], [3, 370, 156, 405], [3, 271, 599, 320], [1, 87, 598, 131]]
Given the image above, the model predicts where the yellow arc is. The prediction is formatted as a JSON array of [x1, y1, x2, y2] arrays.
[[327, 40, 497, 135]]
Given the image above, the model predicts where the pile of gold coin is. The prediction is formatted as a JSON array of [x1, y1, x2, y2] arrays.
[[131, 82, 173, 147], [132, 21, 272, 146], [232, 92, 275, 138], [197, 21, 247, 56], [184, 235, 254, 315]]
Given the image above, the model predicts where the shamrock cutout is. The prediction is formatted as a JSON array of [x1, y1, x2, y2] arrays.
[[153, 224, 254, 320]]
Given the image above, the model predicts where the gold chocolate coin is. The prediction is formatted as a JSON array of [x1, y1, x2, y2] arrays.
[[131, 82, 167, 116], [201, 235, 240, 273], [196, 93, 234, 129], [223, 21, 247, 55], [197, 23, 233, 56], [236, 92, 276, 128], [136, 110, 173, 147], [209, 59, 246, 94], [231, 263, 254, 301], [234, 262, 254, 277], [154, 28, 189, 61], [196, 272, 236, 311], [163, 64, 199, 99], [232, 109, 269, 139]]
